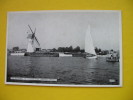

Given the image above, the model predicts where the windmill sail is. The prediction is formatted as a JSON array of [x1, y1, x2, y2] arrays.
[[34, 36, 40, 48], [34, 36, 40, 46], [34, 27, 40, 48], [85, 25, 96, 56]]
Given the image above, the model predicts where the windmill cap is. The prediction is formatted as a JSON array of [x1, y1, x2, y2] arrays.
[[27, 34, 33, 38]]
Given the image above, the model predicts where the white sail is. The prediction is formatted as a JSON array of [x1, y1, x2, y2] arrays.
[[85, 25, 96, 55]]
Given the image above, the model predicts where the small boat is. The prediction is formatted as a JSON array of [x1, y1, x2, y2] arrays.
[[10, 51, 25, 56], [106, 57, 119, 62], [85, 54, 97, 59], [106, 53, 119, 62], [59, 52, 72, 57]]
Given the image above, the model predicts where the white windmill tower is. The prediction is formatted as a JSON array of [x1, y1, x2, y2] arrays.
[[27, 25, 41, 52]]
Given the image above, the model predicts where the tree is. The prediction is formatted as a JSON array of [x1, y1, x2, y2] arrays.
[[13, 46, 19, 51], [58, 47, 64, 52], [73, 46, 80, 52], [111, 49, 114, 52], [65, 47, 69, 52], [98, 48, 101, 53], [52, 48, 56, 52], [95, 47, 99, 54], [68, 46, 73, 52], [80, 49, 85, 53]]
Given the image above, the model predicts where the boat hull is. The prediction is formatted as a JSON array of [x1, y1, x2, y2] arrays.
[[59, 53, 72, 57], [86, 56, 97, 59], [106, 58, 119, 62], [10, 53, 25, 56]]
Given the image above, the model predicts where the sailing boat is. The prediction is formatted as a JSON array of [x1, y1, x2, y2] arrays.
[[85, 25, 97, 59]]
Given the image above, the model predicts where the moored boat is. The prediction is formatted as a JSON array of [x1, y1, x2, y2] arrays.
[[106, 53, 119, 62], [10, 51, 25, 56], [59, 52, 72, 57], [106, 57, 119, 62]]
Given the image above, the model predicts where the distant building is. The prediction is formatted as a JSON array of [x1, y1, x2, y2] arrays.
[[14, 51, 22, 53], [20, 49, 27, 52], [42, 49, 47, 52], [47, 49, 53, 52]]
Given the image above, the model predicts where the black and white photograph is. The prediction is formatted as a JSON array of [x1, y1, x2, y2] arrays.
[[6, 10, 122, 87]]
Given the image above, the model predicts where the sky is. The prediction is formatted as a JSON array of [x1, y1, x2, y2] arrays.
[[7, 10, 121, 50]]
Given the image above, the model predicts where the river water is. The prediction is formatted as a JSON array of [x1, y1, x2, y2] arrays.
[[7, 56, 120, 85]]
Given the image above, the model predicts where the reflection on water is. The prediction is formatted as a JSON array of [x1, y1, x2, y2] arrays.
[[7, 56, 119, 85]]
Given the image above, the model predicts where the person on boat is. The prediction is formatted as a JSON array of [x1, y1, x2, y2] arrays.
[[110, 54, 113, 59]]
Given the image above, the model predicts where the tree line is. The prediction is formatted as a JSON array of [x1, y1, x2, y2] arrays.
[[95, 47, 109, 55], [11, 46, 111, 55], [53, 46, 85, 52]]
